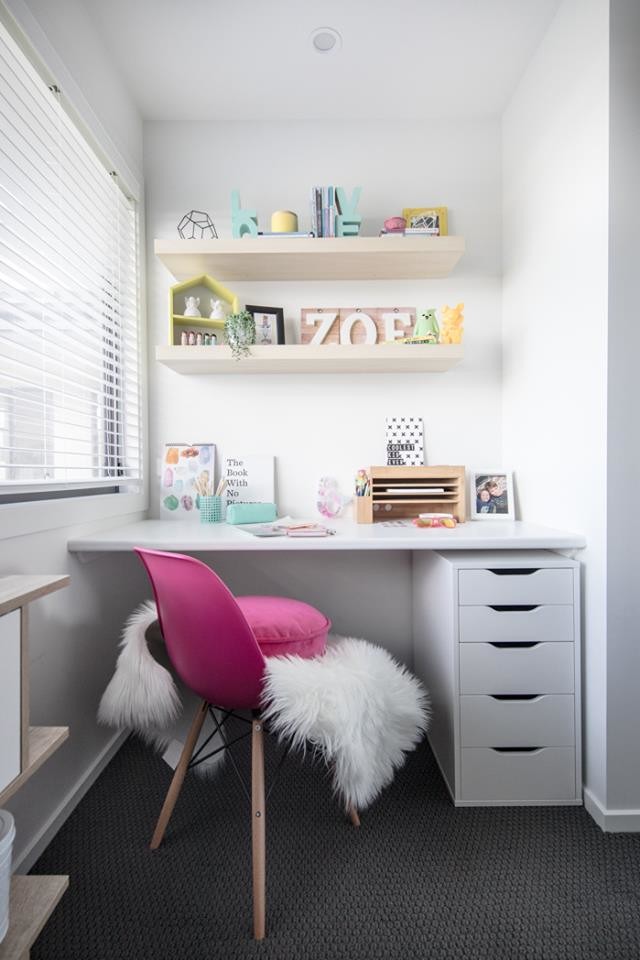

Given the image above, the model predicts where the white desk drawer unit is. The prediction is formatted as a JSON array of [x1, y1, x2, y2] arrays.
[[413, 550, 581, 806]]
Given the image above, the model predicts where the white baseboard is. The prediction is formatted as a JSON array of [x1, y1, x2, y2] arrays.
[[584, 787, 640, 832], [13, 730, 128, 873]]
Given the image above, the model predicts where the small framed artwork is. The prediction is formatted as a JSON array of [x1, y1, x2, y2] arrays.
[[469, 471, 515, 520], [246, 305, 285, 345], [401, 206, 448, 236]]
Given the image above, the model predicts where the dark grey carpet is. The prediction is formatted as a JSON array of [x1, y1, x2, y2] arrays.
[[31, 734, 640, 960]]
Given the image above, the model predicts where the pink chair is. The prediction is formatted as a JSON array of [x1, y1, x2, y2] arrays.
[[135, 548, 354, 940]]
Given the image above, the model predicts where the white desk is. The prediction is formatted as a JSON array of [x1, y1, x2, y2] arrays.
[[67, 518, 585, 556], [68, 518, 586, 808]]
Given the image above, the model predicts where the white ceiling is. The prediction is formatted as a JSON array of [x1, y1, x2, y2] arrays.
[[84, 0, 561, 121]]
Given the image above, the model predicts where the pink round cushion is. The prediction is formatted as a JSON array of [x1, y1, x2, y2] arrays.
[[236, 596, 330, 660]]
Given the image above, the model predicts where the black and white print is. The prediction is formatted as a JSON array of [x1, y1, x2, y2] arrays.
[[385, 416, 424, 466]]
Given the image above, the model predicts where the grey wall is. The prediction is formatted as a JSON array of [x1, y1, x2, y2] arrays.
[[606, 0, 640, 813]]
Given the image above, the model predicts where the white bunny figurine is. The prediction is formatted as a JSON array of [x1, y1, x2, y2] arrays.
[[209, 299, 225, 320], [184, 295, 201, 317]]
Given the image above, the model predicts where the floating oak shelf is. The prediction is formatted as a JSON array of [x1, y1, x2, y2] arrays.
[[156, 343, 463, 375], [0, 875, 68, 960], [155, 235, 465, 282]]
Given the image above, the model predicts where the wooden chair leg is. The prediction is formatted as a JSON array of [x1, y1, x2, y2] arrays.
[[251, 716, 266, 940], [348, 804, 360, 828], [150, 699, 208, 850]]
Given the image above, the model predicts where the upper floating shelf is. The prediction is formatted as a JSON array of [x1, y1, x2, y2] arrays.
[[154, 236, 465, 282]]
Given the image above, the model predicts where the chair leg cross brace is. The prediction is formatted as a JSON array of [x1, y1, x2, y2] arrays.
[[148, 703, 356, 940]]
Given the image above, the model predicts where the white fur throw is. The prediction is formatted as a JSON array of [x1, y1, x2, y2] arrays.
[[99, 602, 430, 810]]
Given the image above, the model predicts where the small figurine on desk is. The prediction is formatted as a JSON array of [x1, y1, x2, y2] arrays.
[[209, 299, 225, 320], [317, 476, 348, 518], [184, 295, 201, 318]]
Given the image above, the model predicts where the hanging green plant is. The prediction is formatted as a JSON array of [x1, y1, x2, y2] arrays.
[[224, 310, 256, 360]]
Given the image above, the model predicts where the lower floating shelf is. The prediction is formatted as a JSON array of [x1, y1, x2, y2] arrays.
[[0, 875, 68, 960], [156, 343, 463, 374]]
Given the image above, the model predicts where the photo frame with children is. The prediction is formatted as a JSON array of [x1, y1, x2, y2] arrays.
[[246, 305, 285, 345], [469, 471, 515, 520]]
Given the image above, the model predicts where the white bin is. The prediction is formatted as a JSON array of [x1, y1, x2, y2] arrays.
[[0, 810, 15, 943]]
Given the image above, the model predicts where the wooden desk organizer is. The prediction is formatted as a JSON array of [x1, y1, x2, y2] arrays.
[[355, 466, 466, 523]]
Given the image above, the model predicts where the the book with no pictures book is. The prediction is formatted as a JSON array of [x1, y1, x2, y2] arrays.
[[223, 454, 275, 505]]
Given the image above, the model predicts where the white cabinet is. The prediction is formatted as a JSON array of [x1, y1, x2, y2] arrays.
[[413, 550, 581, 806]]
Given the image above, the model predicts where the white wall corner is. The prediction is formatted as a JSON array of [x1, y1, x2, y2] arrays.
[[584, 787, 640, 833]]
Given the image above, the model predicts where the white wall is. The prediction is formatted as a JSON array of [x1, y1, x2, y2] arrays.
[[144, 117, 503, 662], [502, 0, 609, 807], [0, 0, 148, 869], [145, 119, 503, 513], [606, 0, 640, 816]]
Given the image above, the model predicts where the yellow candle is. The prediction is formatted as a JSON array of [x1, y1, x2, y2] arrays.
[[271, 210, 298, 233]]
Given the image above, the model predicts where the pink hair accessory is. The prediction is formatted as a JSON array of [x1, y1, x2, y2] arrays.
[[384, 216, 406, 233]]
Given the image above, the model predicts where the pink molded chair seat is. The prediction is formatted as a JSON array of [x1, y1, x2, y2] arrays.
[[236, 596, 329, 660]]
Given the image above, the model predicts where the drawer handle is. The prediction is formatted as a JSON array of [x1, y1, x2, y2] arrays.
[[489, 605, 539, 612], [488, 568, 539, 576], [489, 641, 539, 649], [492, 747, 542, 754], [490, 694, 541, 701]]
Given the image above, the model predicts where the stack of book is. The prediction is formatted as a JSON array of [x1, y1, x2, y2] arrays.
[[379, 227, 440, 237], [257, 231, 314, 238], [310, 186, 336, 237]]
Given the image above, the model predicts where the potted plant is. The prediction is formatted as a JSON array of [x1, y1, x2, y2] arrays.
[[224, 310, 256, 360]]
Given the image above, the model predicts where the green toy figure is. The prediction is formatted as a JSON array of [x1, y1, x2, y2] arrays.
[[413, 308, 440, 342]]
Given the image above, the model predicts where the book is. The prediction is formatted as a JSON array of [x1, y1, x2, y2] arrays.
[[160, 442, 215, 521], [257, 231, 315, 238], [385, 417, 424, 466], [315, 187, 323, 238], [223, 454, 275, 506], [404, 227, 440, 235]]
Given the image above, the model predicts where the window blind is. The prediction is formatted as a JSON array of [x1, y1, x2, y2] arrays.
[[0, 20, 142, 494]]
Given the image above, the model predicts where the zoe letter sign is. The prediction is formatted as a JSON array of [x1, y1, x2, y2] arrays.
[[300, 307, 416, 345]]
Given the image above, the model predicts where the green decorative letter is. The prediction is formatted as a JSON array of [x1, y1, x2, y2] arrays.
[[335, 186, 362, 237], [231, 190, 258, 238]]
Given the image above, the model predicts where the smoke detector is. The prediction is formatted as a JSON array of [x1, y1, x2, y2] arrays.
[[310, 27, 342, 54]]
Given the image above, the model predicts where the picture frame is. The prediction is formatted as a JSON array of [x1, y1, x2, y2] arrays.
[[246, 305, 285, 345], [469, 471, 515, 520], [401, 206, 448, 236]]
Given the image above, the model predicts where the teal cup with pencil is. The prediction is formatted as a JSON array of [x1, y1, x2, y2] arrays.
[[198, 476, 227, 523]]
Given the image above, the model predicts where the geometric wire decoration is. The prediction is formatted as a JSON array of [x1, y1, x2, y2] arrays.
[[177, 210, 218, 239]]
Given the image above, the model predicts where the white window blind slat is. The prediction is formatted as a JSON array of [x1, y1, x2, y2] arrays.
[[0, 21, 142, 491], [0, 322, 141, 388], [0, 102, 124, 250], [0, 41, 121, 194], [1, 181, 138, 292]]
